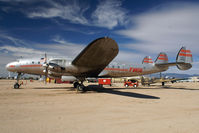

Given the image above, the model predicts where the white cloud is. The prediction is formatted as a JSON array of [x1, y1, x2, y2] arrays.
[[0, 34, 85, 60], [117, 2, 199, 56], [0, 0, 89, 25], [92, 0, 128, 29], [114, 50, 147, 64], [37, 36, 85, 58], [0, 0, 128, 29], [26, 0, 89, 25], [0, 34, 29, 47], [0, 46, 45, 58]]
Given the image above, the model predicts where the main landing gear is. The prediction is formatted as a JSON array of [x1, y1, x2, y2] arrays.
[[73, 81, 86, 92], [14, 73, 22, 89]]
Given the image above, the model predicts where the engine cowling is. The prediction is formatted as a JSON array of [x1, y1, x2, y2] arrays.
[[48, 70, 62, 77], [61, 76, 77, 82], [48, 63, 65, 73]]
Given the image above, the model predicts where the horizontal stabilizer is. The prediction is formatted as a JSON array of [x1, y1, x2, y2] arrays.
[[155, 47, 193, 70]]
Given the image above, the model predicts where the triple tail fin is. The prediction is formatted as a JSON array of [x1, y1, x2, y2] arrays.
[[155, 47, 193, 70], [176, 47, 193, 70], [155, 52, 168, 64], [142, 56, 153, 64]]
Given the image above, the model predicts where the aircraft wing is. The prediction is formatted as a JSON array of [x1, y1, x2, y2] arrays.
[[72, 37, 119, 77]]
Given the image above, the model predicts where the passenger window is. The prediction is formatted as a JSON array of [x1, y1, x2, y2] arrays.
[[32, 61, 34, 64], [38, 61, 40, 64]]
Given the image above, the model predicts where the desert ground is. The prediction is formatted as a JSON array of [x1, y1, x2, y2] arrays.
[[0, 79, 199, 133]]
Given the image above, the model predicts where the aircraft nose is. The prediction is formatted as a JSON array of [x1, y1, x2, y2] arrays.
[[6, 62, 16, 71], [6, 63, 11, 71]]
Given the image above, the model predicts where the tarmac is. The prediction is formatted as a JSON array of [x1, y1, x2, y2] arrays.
[[0, 79, 199, 133]]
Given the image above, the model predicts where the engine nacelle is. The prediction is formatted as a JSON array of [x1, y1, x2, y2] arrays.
[[48, 63, 65, 73], [61, 76, 77, 82], [48, 70, 62, 77]]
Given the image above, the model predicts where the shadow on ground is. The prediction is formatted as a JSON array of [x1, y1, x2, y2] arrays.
[[34, 87, 71, 90], [138, 85, 199, 91], [33, 85, 160, 99], [86, 85, 160, 99]]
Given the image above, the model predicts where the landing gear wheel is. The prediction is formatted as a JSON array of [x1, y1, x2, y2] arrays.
[[73, 82, 79, 88], [14, 83, 20, 89], [125, 84, 129, 88], [77, 84, 86, 92]]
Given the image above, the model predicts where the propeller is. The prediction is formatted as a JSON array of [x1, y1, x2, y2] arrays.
[[43, 53, 49, 84]]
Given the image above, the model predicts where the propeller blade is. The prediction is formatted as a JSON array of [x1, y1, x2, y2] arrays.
[[44, 53, 48, 84]]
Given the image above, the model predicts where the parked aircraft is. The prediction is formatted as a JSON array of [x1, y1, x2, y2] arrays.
[[6, 37, 193, 91], [140, 76, 182, 86]]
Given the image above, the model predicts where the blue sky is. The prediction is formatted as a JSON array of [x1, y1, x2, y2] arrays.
[[0, 0, 199, 76]]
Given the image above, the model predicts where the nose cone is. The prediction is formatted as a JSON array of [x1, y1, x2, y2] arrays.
[[6, 63, 11, 71], [6, 62, 16, 72]]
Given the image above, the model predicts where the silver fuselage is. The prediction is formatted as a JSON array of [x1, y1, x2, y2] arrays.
[[6, 58, 168, 78]]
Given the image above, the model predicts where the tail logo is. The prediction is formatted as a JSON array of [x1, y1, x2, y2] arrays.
[[158, 54, 168, 61], [179, 49, 192, 57]]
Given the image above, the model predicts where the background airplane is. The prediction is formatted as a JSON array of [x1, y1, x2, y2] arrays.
[[6, 37, 193, 91], [140, 75, 182, 86]]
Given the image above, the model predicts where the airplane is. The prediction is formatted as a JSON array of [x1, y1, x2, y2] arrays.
[[140, 75, 182, 86], [6, 37, 193, 92]]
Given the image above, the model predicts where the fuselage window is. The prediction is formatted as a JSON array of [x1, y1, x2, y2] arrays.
[[38, 61, 40, 64], [32, 61, 34, 64]]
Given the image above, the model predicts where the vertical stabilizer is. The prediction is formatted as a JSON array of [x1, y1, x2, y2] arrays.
[[176, 47, 193, 70], [142, 56, 153, 64], [176, 47, 192, 63], [155, 52, 168, 64]]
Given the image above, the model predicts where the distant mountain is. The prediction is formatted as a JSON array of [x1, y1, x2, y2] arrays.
[[149, 73, 199, 78]]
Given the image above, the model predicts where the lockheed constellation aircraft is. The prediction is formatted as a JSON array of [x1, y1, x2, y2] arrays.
[[6, 37, 193, 91]]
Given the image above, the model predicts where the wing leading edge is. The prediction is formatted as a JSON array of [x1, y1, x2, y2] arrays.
[[72, 37, 119, 77]]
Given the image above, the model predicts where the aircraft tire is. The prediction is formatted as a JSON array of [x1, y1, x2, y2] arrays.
[[14, 83, 20, 89], [77, 84, 86, 92], [73, 82, 79, 88]]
